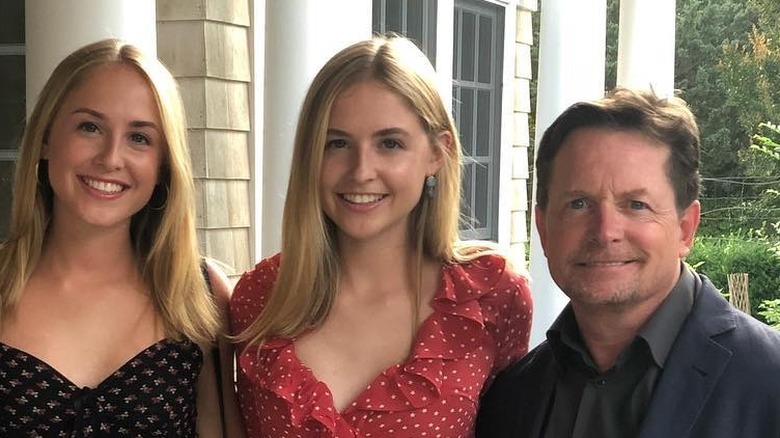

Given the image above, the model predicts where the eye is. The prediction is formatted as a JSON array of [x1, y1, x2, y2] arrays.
[[380, 139, 402, 150], [130, 132, 151, 145], [629, 200, 647, 210], [569, 198, 587, 210], [325, 138, 348, 149], [78, 121, 100, 134]]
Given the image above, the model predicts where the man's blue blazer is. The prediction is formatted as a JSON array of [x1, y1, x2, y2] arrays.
[[476, 273, 780, 438]]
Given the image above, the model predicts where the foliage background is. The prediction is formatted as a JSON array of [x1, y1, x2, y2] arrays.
[[688, 234, 780, 321]]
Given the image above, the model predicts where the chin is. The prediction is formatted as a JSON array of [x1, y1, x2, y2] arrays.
[[566, 283, 642, 307]]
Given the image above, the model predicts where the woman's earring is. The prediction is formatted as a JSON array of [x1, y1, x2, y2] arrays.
[[425, 175, 438, 198]]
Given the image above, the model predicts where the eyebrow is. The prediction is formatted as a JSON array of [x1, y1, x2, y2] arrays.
[[620, 189, 650, 199], [561, 188, 651, 199], [326, 127, 410, 138], [72, 107, 161, 132]]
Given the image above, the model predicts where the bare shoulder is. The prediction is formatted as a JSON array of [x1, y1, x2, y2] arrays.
[[203, 259, 234, 311]]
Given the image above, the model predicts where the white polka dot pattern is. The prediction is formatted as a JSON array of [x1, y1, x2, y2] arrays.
[[230, 254, 532, 437]]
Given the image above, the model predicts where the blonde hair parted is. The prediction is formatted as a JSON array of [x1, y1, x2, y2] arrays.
[[238, 36, 487, 347], [0, 39, 219, 346]]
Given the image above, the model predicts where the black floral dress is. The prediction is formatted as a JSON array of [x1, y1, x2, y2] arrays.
[[0, 339, 201, 437]]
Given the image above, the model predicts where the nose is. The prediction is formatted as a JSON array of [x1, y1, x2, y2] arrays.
[[591, 203, 624, 243], [96, 134, 124, 170], [350, 144, 377, 182]]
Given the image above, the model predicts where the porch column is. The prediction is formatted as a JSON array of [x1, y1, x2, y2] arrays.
[[25, 0, 156, 114], [529, 0, 607, 346], [259, 0, 371, 257], [616, 0, 676, 96]]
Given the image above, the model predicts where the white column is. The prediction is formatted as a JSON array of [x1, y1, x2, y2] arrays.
[[251, 0, 267, 265], [529, 0, 607, 346], [435, 0, 455, 110], [260, 0, 372, 258], [616, 0, 676, 96], [25, 0, 156, 114]]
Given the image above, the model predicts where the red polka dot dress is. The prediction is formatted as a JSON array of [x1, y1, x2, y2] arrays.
[[230, 253, 532, 437]]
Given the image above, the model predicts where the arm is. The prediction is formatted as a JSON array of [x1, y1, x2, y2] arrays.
[[488, 261, 534, 374], [196, 260, 246, 438]]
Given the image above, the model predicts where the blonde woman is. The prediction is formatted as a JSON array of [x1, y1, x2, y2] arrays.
[[0, 39, 242, 437], [231, 36, 533, 437]]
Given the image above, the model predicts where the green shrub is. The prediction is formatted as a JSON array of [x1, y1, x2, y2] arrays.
[[758, 299, 780, 330], [688, 233, 780, 323]]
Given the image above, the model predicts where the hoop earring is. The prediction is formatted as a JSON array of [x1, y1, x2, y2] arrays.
[[425, 175, 437, 199], [150, 184, 169, 211]]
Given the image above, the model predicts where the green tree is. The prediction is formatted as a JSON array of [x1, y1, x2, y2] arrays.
[[713, 0, 780, 236], [749, 123, 780, 328], [752, 122, 780, 161], [673, 0, 763, 237]]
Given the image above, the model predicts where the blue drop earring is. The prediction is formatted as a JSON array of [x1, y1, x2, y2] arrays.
[[425, 175, 438, 198]]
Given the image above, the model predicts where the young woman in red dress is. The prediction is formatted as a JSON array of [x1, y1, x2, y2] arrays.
[[231, 36, 533, 437]]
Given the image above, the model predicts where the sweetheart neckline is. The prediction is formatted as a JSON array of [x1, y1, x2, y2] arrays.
[[0, 338, 195, 389]]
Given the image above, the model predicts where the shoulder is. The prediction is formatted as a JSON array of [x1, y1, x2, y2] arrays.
[[203, 259, 233, 313], [686, 281, 780, 384], [481, 342, 554, 410], [696, 279, 780, 353], [477, 342, 554, 433], [229, 253, 282, 334], [446, 253, 530, 293], [443, 254, 533, 327], [728, 306, 780, 360], [444, 254, 532, 313], [493, 341, 554, 385], [235, 253, 282, 290]]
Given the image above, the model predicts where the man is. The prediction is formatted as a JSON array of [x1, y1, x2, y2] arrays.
[[476, 88, 780, 438]]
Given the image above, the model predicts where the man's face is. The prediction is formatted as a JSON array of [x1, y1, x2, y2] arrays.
[[536, 127, 700, 310]]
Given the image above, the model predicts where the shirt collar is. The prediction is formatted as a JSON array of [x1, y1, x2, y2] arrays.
[[637, 264, 696, 367]]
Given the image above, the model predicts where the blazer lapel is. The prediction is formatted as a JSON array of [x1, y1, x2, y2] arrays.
[[639, 278, 736, 438], [512, 345, 558, 438], [529, 360, 558, 437]]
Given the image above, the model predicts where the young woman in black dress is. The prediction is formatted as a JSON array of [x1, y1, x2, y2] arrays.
[[0, 39, 243, 437]]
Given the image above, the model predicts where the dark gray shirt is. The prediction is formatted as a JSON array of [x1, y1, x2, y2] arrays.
[[542, 266, 697, 438]]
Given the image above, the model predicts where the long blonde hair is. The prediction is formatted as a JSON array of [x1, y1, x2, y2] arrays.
[[0, 39, 219, 345], [238, 36, 491, 347]]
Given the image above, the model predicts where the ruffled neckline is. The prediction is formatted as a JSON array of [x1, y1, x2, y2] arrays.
[[238, 255, 507, 435]]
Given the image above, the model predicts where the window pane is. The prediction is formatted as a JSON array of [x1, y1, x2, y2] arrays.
[[426, 0, 437, 61], [374, 0, 436, 63], [478, 15, 493, 84], [461, 163, 473, 226], [476, 89, 490, 156], [0, 1, 24, 44], [0, 160, 14, 240], [385, 0, 404, 32], [460, 12, 476, 81], [407, 0, 424, 45], [459, 88, 475, 156], [475, 163, 489, 228], [0, 55, 25, 149], [372, 0, 383, 33]]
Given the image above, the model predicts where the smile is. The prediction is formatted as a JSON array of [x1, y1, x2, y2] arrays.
[[576, 260, 638, 269], [582, 261, 630, 266], [81, 176, 126, 194], [340, 193, 386, 204]]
